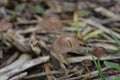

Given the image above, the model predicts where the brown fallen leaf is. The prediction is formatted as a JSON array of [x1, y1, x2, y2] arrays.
[[51, 34, 80, 71], [52, 34, 80, 54], [39, 16, 63, 33], [0, 21, 12, 32]]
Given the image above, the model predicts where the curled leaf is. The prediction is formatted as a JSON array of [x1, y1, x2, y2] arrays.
[[52, 34, 80, 54]]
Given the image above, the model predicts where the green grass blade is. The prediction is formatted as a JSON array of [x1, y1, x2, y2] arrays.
[[110, 31, 120, 46], [90, 54, 106, 80], [84, 30, 103, 40], [104, 61, 120, 71], [35, 4, 45, 14], [86, 45, 106, 80], [107, 50, 120, 56], [74, 10, 82, 39], [113, 76, 120, 80]]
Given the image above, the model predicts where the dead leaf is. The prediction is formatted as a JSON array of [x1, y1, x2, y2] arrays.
[[0, 21, 12, 32], [39, 16, 63, 33], [52, 34, 80, 54]]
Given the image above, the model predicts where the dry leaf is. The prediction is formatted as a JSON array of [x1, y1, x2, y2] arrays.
[[40, 16, 63, 33], [52, 34, 80, 54], [0, 21, 12, 32]]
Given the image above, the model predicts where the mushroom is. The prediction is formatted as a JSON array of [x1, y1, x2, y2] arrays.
[[81, 59, 93, 79], [52, 34, 80, 70], [81, 59, 93, 67], [93, 46, 107, 68]]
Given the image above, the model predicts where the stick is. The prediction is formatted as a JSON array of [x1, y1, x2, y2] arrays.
[[95, 7, 120, 19], [68, 55, 120, 63], [82, 19, 120, 39], [0, 56, 49, 80], [0, 54, 31, 74], [9, 72, 27, 80]]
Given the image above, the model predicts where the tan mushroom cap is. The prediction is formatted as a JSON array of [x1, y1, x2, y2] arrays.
[[40, 16, 63, 33], [52, 34, 80, 54]]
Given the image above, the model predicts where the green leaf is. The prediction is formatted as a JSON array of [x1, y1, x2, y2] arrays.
[[104, 61, 120, 71], [84, 30, 103, 40], [107, 50, 120, 56], [78, 10, 91, 17], [113, 76, 120, 80], [16, 3, 26, 12], [11, 13, 17, 19], [35, 5, 45, 14], [73, 11, 82, 39], [110, 31, 120, 46]]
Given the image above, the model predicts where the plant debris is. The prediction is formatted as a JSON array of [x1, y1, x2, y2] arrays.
[[0, 0, 120, 80]]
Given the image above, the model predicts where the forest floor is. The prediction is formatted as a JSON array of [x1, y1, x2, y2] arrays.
[[0, 0, 120, 80]]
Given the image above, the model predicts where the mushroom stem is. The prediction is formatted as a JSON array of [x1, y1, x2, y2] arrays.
[[86, 66, 90, 74], [97, 58, 101, 69], [0, 32, 3, 42], [85, 66, 91, 79]]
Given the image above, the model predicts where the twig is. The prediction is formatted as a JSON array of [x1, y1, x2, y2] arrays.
[[44, 63, 52, 80], [15, 20, 39, 25], [9, 72, 27, 80], [94, 7, 120, 19], [0, 52, 19, 68], [65, 67, 109, 80], [0, 54, 31, 74], [68, 55, 120, 63], [25, 69, 80, 79], [88, 39, 116, 44], [90, 17, 120, 24], [81, 26, 92, 36], [0, 56, 50, 80], [88, 43, 118, 50], [58, 68, 84, 80], [81, 19, 120, 39], [25, 71, 64, 79]]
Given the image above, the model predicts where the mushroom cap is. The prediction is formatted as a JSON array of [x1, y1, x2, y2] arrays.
[[40, 16, 63, 33], [52, 34, 80, 54], [93, 46, 107, 58], [81, 59, 93, 67]]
